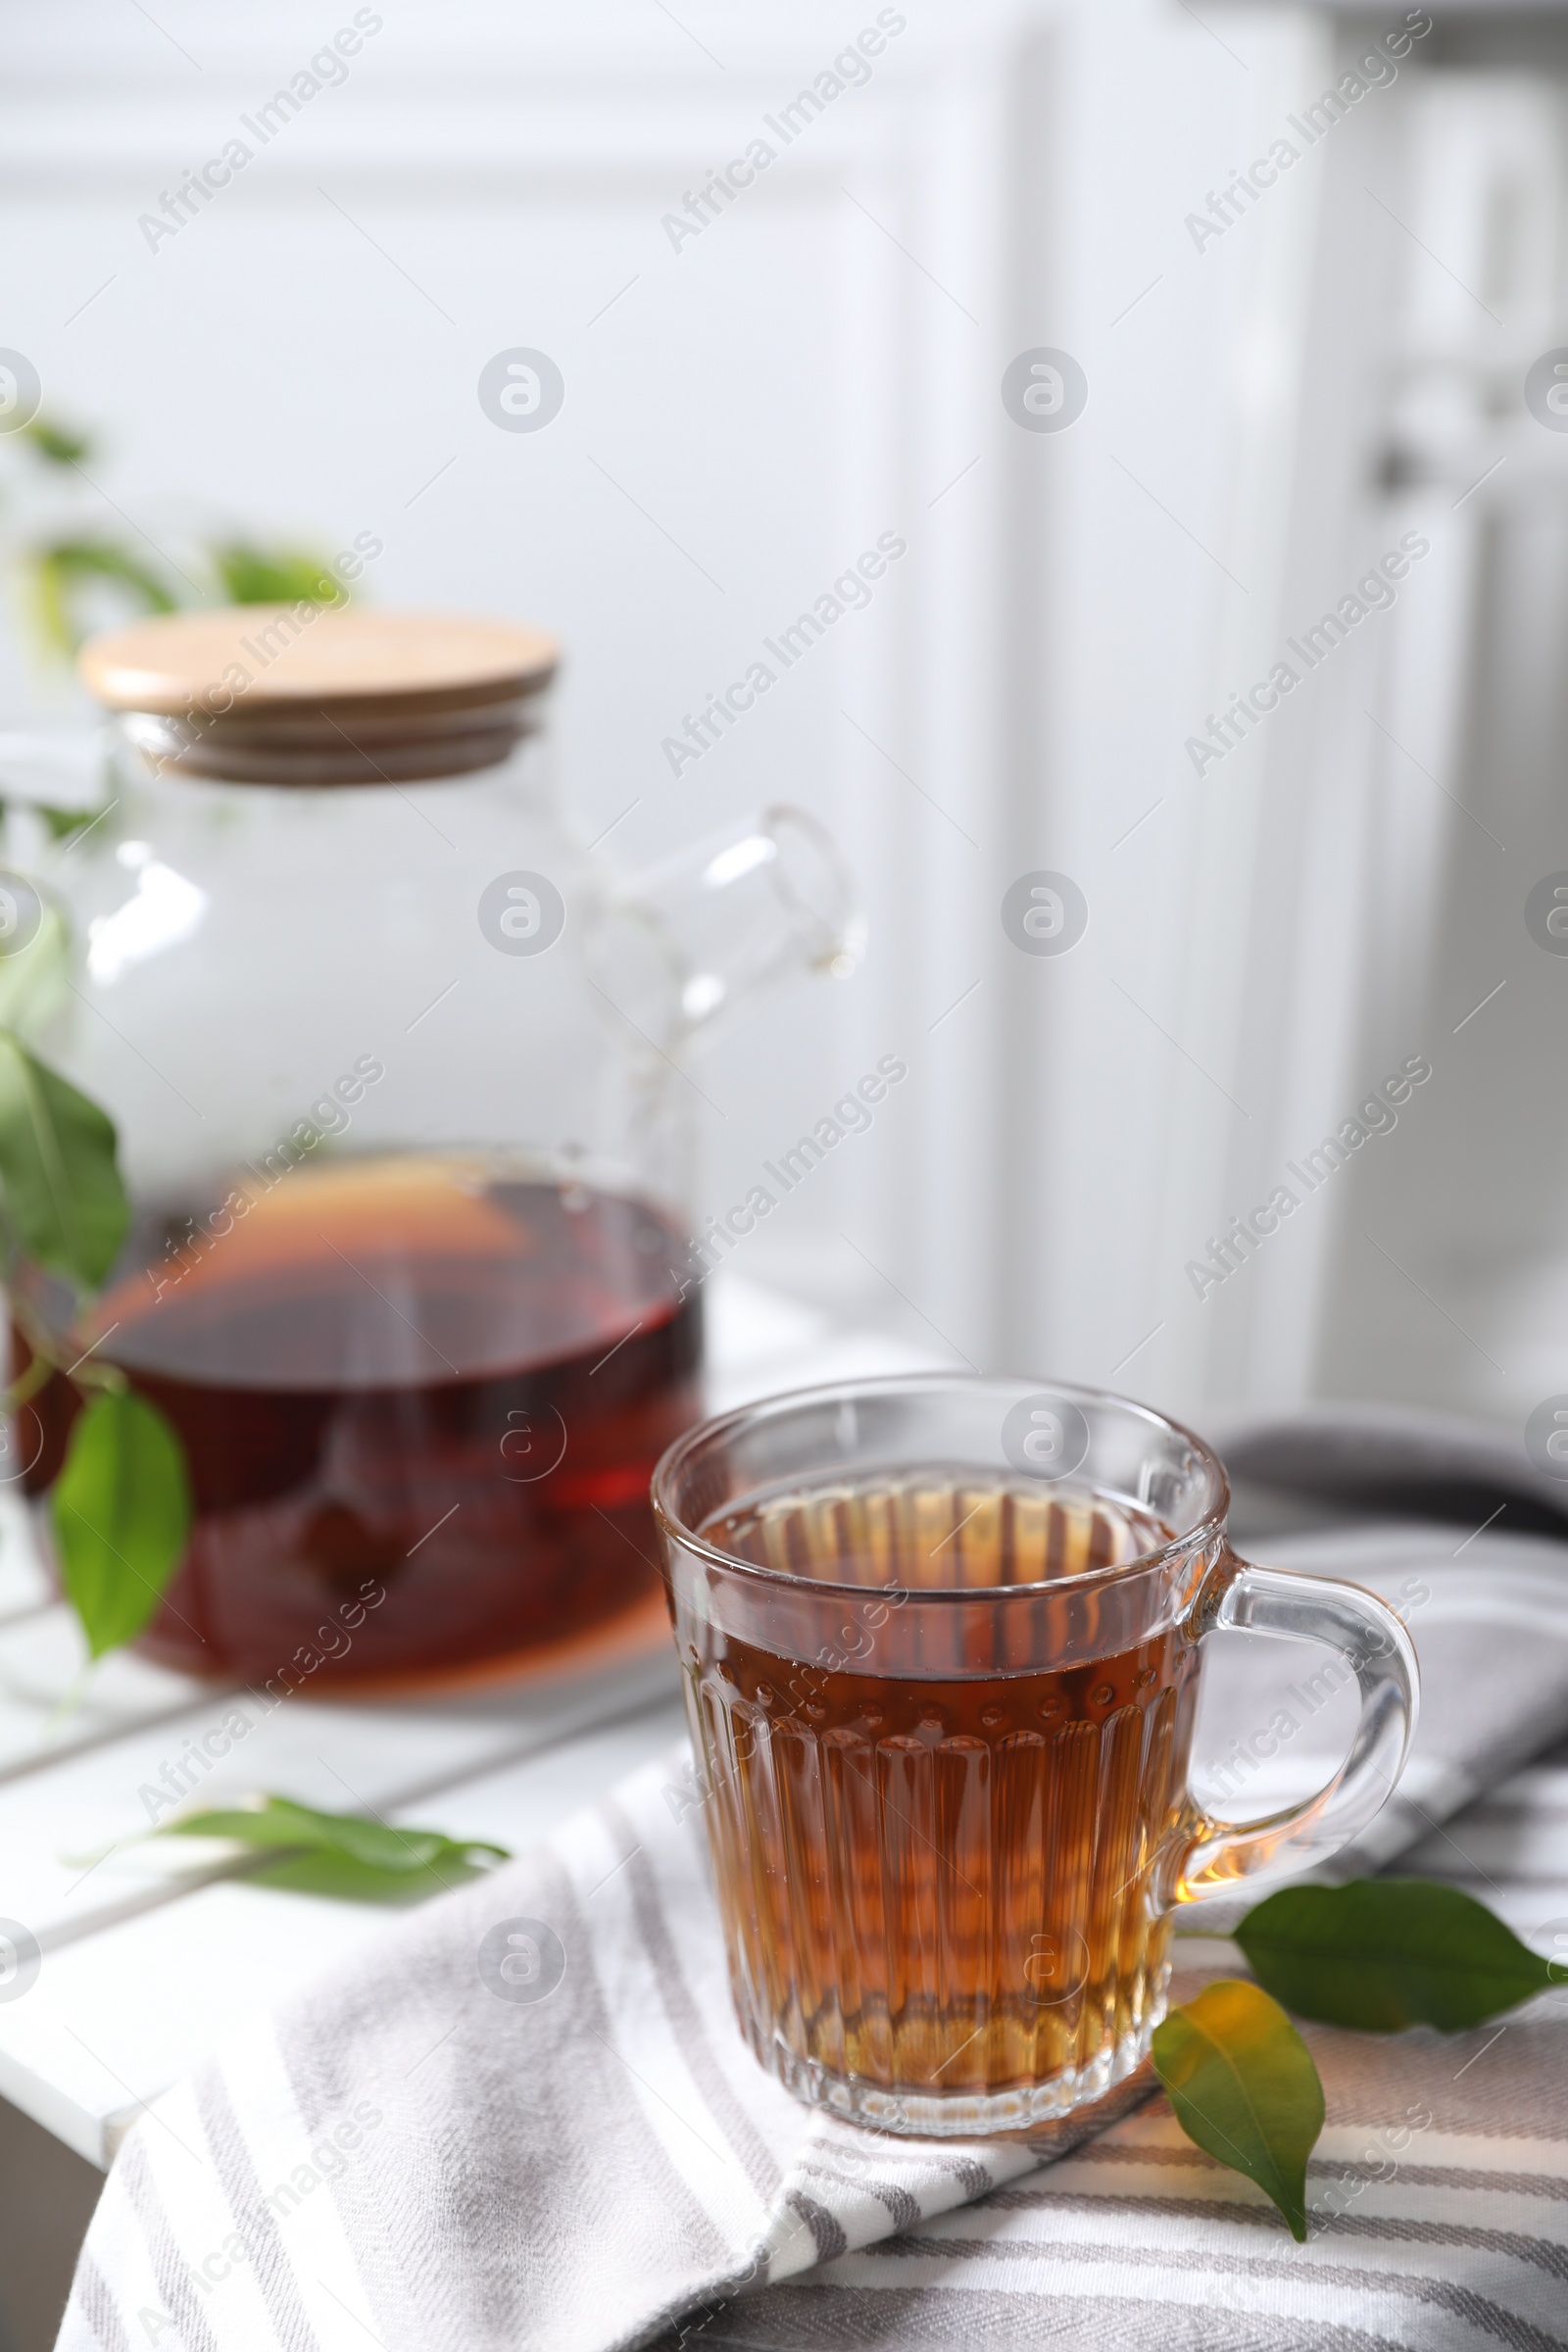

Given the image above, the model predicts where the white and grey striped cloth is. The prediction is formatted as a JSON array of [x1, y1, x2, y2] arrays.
[[58, 1418, 1568, 2352]]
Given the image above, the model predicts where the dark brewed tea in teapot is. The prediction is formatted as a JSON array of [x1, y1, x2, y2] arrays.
[[19, 1154, 698, 1687]]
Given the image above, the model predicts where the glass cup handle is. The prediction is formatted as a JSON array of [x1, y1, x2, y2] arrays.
[[1162, 1550, 1420, 1906]]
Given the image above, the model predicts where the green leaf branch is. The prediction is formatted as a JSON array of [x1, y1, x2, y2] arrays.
[[0, 1025, 191, 1660], [2, 407, 355, 658], [1156, 1879, 1558, 2236]]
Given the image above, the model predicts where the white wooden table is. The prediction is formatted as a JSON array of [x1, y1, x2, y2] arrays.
[[0, 1277, 942, 2170]]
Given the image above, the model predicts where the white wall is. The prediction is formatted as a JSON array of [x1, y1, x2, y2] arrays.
[[8, 0, 1490, 1425]]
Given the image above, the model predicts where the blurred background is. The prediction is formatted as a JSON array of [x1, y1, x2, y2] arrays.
[[4, 0, 1564, 1437]]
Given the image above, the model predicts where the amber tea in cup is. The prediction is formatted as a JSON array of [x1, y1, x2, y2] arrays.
[[654, 1377, 1417, 2134]]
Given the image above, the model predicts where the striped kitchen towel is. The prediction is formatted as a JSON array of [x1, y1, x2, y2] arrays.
[[57, 1438, 1568, 2351], [54, 1743, 1155, 2352], [650, 1984, 1568, 2352], [643, 1712, 1568, 2352]]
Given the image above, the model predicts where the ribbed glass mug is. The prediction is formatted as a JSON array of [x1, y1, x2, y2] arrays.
[[653, 1375, 1418, 2135]]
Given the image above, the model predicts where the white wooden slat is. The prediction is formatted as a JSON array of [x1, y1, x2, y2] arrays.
[[0, 1699, 685, 2169], [0, 1608, 232, 1779], [2, 1646, 679, 1945]]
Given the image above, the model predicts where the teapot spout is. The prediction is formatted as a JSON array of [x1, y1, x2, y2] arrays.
[[586, 806, 862, 1060]]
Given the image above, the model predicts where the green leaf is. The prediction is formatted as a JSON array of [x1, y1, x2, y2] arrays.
[[0, 1029, 129, 1288], [20, 416, 92, 466], [33, 805, 102, 844], [52, 1391, 191, 1659], [1152, 1980, 1324, 2240], [1235, 1879, 1554, 2034], [162, 1794, 509, 1899], [22, 541, 176, 657], [0, 901, 69, 1042], [209, 544, 346, 607], [249, 1849, 497, 1905]]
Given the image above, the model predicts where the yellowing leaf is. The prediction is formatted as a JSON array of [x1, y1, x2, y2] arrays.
[[1152, 1980, 1324, 2240]]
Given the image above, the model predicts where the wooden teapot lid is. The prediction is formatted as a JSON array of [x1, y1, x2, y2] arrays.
[[77, 607, 559, 784]]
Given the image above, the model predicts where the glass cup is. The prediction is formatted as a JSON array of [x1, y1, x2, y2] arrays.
[[652, 1375, 1418, 2135]]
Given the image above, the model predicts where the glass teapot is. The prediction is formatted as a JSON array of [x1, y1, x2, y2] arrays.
[[0, 606, 858, 1691]]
